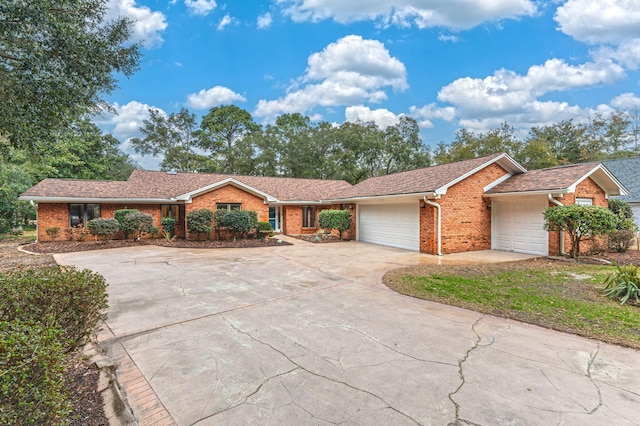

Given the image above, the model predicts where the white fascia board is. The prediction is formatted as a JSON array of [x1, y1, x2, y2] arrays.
[[328, 192, 435, 204], [568, 164, 629, 196], [18, 196, 177, 204], [435, 153, 525, 195], [483, 189, 568, 198], [483, 173, 513, 193], [176, 178, 278, 202], [270, 200, 330, 205]]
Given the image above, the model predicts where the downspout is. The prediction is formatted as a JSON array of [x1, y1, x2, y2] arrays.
[[31, 201, 38, 243], [548, 194, 564, 255], [423, 196, 442, 256]]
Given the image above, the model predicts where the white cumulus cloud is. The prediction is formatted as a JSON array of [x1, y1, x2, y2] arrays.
[[258, 12, 273, 29], [611, 92, 640, 109], [276, 0, 536, 29], [438, 58, 624, 119], [186, 86, 247, 109], [254, 35, 407, 120], [555, 0, 640, 44], [106, 0, 167, 48], [409, 103, 456, 128], [185, 0, 217, 16], [344, 106, 402, 129]]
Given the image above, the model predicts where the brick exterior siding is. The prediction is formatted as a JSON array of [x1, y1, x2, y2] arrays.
[[420, 163, 508, 255], [548, 177, 608, 256]]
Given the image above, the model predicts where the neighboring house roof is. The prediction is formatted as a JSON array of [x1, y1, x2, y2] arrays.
[[334, 153, 525, 200], [603, 157, 640, 203], [486, 162, 627, 197]]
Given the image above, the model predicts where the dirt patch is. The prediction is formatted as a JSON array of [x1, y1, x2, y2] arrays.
[[67, 354, 108, 426], [0, 238, 56, 272], [583, 249, 640, 266], [24, 237, 291, 254]]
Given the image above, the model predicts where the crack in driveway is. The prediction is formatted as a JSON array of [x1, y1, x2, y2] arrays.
[[218, 315, 422, 425]]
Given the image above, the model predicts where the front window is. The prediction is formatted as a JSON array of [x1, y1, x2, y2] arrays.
[[69, 203, 100, 227], [576, 198, 593, 206], [302, 206, 316, 228], [217, 203, 241, 211], [161, 204, 179, 220]]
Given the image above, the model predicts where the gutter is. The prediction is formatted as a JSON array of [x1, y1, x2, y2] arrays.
[[548, 194, 565, 255], [423, 195, 442, 256]]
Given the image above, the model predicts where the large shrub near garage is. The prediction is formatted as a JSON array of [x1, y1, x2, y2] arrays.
[[543, 205, 617, 258], [187, 208, 214, 240], [87, 217, 120, 243], [214, 210, 257, 240], [0, 266, 108, 352], [318, 209, 352, 240], [0, 320, 70, 425]]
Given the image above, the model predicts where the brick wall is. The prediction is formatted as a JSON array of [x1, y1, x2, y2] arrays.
[[185, 185, 269, 239], [548, 177, 609, 256], [36, 203, 69, 241], [420, 163, 508, 255]]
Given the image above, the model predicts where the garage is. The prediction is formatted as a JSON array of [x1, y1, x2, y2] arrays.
[[492, 197, 548, 256], [358, 203, 420, 251]]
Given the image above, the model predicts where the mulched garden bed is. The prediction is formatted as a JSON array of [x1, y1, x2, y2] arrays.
[[289, 233, 351, 243], [23, 237, 291, 254], [562, 249, 640, 266]]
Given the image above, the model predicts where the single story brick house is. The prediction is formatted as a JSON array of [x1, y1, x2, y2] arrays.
[[20, 153, 627, 256]]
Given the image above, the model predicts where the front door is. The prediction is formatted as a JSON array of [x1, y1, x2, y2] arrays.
[[268, 206, 282, 232]]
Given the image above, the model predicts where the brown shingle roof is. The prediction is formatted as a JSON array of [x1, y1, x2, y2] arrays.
[[487, 162, 599, 194], [21, 171, 353, 202], [336, 153, 506, 198]]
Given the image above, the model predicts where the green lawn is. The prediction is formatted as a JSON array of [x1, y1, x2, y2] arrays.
[[383, 259, 640, 349]]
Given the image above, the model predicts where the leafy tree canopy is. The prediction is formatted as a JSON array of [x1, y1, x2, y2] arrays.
[[0, 0, 141, 151]]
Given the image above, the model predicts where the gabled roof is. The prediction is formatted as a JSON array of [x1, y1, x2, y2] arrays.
[[486, 162, 627, 197], [334, 153, 524, 200], [603, 157, 640, 203], [20, 170, 353, 203]]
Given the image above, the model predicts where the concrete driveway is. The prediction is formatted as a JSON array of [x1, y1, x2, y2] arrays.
[[56, 239, 640, 426]]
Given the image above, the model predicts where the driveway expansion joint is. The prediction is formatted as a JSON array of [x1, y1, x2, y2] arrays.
[[221, 315, 422, 425]]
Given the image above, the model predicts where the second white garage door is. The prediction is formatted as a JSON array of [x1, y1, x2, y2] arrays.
[[492, 197, 548, 256], [359, 203, 420, 251]]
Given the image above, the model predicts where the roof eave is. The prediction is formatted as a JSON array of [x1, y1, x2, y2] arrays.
[[18, 196, 179, 204], [176, 178, 278, 203], [484, 189, 569, 198]]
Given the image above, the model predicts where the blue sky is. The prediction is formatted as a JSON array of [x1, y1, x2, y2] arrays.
[[97, 0, 640, 169]]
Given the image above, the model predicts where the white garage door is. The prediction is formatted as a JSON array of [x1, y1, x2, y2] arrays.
[[493, 197, 548, 256], [359, 203, 420, 251]]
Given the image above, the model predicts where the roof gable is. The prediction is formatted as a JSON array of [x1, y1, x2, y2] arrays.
[[487, 162, 627, 197], [334, 153, 523, 199]]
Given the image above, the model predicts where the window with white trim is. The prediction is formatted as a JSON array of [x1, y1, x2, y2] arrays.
[[576, 198, 593, 206], [217, 203, 241, 211]]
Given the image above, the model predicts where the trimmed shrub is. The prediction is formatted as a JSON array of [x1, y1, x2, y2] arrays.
[[120, 211, 154, 241], [161, 217, 176, 241], [256, 221, 273, 239], [609, 199, 634, 225], [114, 209, 139, 239], [214, 210, 258, 240], [187, 208, 214, 240], [609, 229, 636, 253], [0, 320, 70, 425], [318, 209, 352, 240], [45, 226, 61, 241], [87, 218, 120, 243], [543, 205, 617, 258], [0, 266, 108, 351]]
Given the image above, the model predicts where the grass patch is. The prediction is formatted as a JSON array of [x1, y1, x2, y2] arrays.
[[384, 258, 640, 349]]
